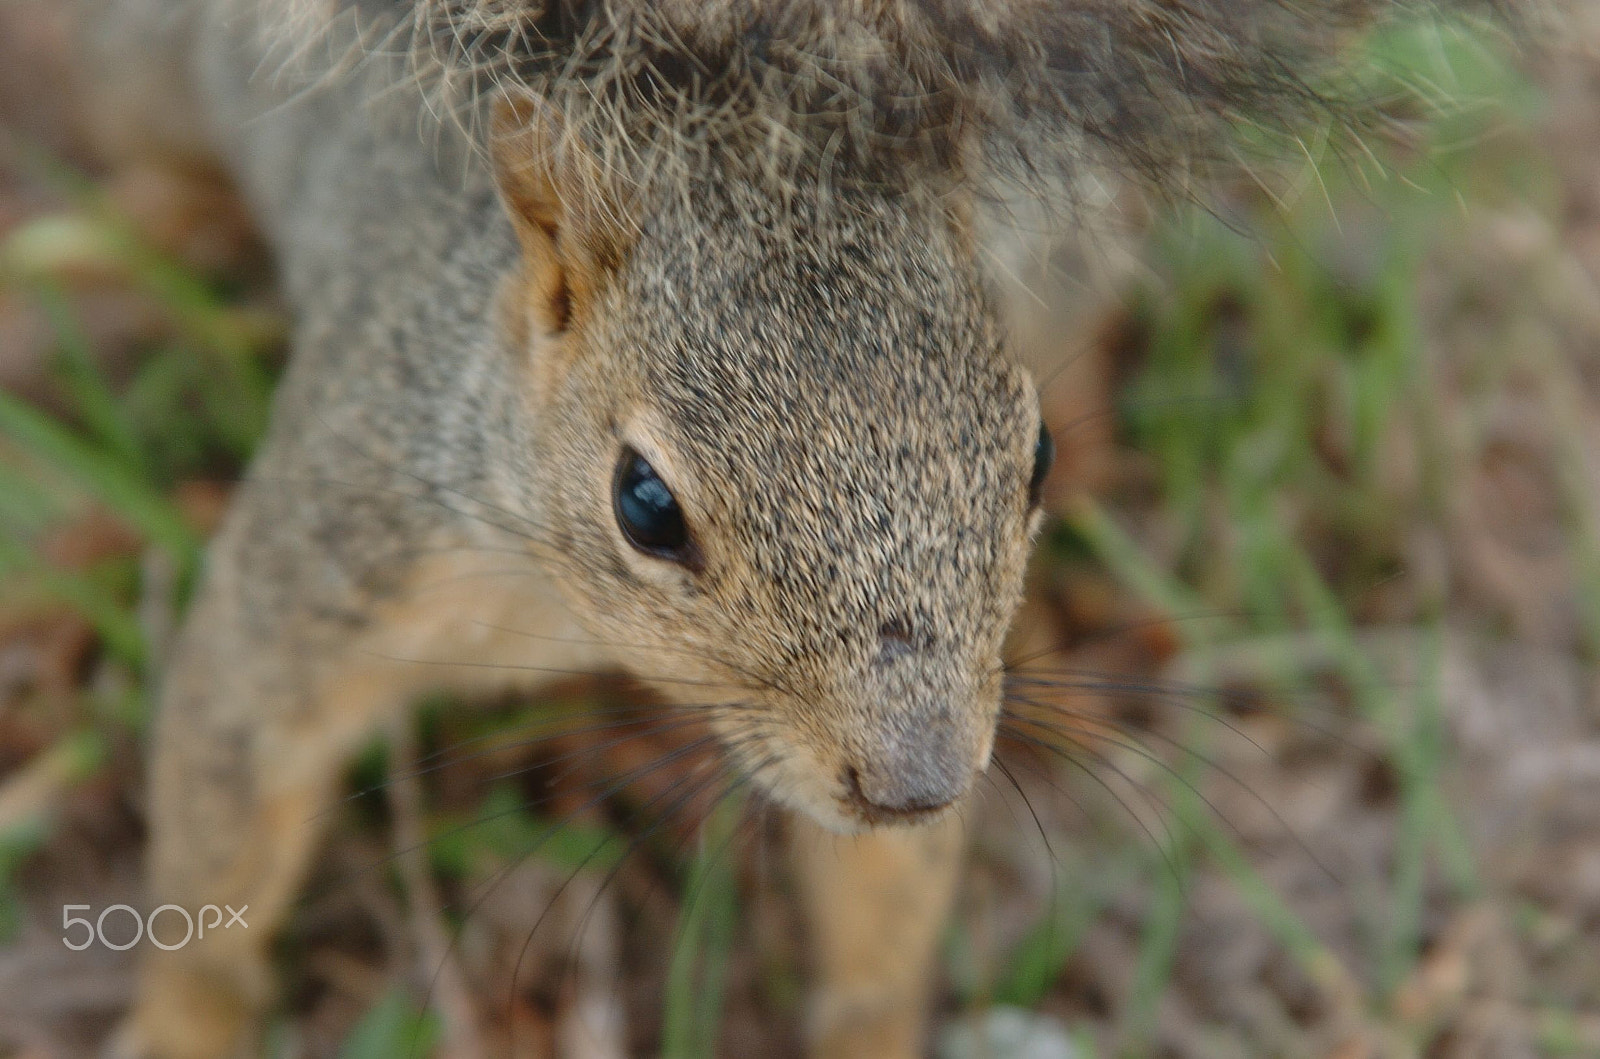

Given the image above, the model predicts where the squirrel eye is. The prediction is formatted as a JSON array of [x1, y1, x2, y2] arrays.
[[613, 448, 696, 565], [1028, 421, 1055, 508]]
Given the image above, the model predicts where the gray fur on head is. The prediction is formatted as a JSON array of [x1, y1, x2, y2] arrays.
[[273, 0, 1526, 219]]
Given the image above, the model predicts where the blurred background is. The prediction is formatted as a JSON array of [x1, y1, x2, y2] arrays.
[[1, 5, 1598, 1057]]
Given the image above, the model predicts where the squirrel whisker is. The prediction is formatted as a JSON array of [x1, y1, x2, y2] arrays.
[[1006, 669, 1379, 748], [497, 757, 740, 1035], [1021, 704, 1343, 881], [336, 731, 724, 909], [329, 706, 707, 814], [996, 723, 1189, 882]]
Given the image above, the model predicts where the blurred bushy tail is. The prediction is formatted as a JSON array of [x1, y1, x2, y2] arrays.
[[259, 0, 1538, 210]]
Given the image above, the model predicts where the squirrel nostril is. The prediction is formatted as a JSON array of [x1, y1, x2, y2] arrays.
[[843, 761, 958, 819]]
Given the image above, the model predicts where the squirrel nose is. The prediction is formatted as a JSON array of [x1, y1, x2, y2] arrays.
[[844, 717, 973, 821]]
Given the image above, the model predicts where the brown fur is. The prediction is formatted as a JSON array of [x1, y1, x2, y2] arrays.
[[81, 0, 1536, 1056]]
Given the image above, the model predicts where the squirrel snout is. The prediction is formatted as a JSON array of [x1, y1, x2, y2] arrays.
[[842, 715, 980, 823]]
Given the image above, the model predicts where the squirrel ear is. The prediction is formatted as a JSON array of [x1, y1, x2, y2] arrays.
[[491, 93, 626, 337]]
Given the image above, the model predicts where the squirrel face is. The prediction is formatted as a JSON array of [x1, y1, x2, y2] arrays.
[[496, 150, 1046, 832]]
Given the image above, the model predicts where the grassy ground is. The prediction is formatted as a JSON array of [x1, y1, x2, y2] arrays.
[[3, 9, 1600, 1058]]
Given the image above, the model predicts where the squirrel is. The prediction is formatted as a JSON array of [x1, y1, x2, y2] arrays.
[[74, 0, 1525, 1056]]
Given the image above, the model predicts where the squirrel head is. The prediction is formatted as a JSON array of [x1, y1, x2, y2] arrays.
[[493, 107, 1050, 832]]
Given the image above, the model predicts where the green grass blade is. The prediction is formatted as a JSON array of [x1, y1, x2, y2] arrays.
[[0, 389, 198, 562], [0, 540, 146, 667], [662, 796, 742, 1059], [339, 989, 439, 1059], [32, 282, 149, 476]]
